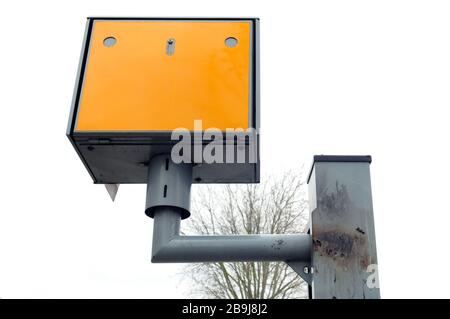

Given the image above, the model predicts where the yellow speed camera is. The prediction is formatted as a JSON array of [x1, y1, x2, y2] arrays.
[[67, 18, 259, 184]]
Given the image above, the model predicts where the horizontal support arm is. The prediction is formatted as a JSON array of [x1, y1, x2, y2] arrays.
[[151, 207, 311, 263], [146, 155, 312, 283]]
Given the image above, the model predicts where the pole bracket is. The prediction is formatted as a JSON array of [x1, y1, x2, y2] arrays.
[[146, 155, 312, 282], [287, 262, 312, 285]]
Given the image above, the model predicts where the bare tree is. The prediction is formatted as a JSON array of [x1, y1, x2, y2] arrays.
[[181, 171, 309, 299]]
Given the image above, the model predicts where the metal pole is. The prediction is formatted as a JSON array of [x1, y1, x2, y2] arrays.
[[145, 155, 311, 281], [151, 206, 311, 263], [307, 155, 380, 299]]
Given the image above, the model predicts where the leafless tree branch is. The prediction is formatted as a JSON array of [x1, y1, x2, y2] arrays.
[[182, 170, 308, 299]]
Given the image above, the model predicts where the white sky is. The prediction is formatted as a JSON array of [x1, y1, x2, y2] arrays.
[[1, 0, 449, 298]]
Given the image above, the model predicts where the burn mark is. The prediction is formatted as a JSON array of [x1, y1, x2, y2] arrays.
[[356, 227, 365, 235], [316, 231, 354, 258], [313, 239, 322, 248], [313, 227, 368, 269], [318, 182, 351, 219]]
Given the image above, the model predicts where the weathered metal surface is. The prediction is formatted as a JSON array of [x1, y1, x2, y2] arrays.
[[148, 156, 311, 270], [151, 207, 311, 263], [308, 158, 380, 299]]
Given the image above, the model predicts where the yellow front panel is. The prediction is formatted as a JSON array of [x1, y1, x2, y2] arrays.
[[75, 20, 251, 132]]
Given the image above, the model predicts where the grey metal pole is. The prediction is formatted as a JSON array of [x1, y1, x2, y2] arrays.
[[307, 155, 380, 299], [151, 206, 311, 263], [145, 155, 311, 277]]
